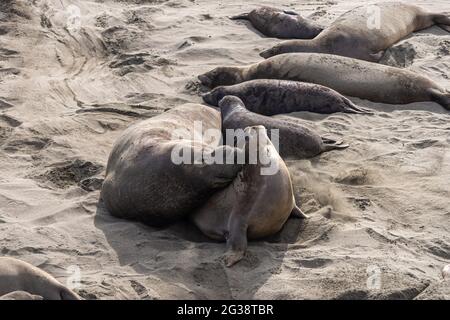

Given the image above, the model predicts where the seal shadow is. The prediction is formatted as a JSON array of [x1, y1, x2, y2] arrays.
[[94, 198, 307, 299]]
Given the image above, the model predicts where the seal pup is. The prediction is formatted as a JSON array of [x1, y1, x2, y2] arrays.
[[101, 104, 243, 226], [0, 291, 43, 300], [0, 257, 81, 300], [230, 6, 323, 39], [218, 96, 347, 159], [191, 125, 308, 267], [198, 53, 450, 110], [260, 2, 450, 61], [203, 79, 372, 115]]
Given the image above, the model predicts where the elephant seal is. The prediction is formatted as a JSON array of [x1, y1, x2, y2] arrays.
[[218, 96, 348, 159], [0, 291, 43, 300], [202, 79, 372, 115], [101, 104, 243, 226], [198, 53, 450, 110], [191, 125, 308, 267], [230, 6, 323, 39], [260, 2, 450, 61], [0, 257, 81, 300]]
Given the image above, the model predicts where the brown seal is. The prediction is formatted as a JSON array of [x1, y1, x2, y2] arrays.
[[101, 104, 243, 226], [191, 125, 308, 267], [202, 79, 372, 115], [230, 6, 323, 39], [0, 257, 81, 300]]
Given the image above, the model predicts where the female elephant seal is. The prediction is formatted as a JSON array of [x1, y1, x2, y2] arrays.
[[218, 96, 347, 159], [202, 79, 372, 115], [198, 53, 450, 110], [260, 2, 450, 61], [101, 104, 243, 226], [0, 257, 80, 300], [191, 125, 308, 267], [230, 6, 323, 39]]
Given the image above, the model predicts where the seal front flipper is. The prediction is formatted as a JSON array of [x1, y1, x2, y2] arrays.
[[290, 205, 309, 219], [283, 10, 299, 16], [223, 212, 248, 267], [229, 13, 250, 20]]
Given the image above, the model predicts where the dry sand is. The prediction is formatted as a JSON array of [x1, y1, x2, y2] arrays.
[[0, 0, 449, 299]]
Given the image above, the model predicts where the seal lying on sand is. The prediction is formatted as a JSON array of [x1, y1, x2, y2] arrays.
[[191, 125, 308, 267], [203, 79, 372, 115], [198, 53, 450, 110], [230, 6, 323, 39], [0, 257, 81, 300], [260, 2, 450, 61], [101, 104, 243, 226], [218, 96, 347, 159]]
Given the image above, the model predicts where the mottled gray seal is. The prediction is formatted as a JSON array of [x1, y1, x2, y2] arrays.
[[202, 79, 372, 115], [218, 96, 348, 159], [191, 125, 308, 267], [0, 257, 81, 300], [101, 104, 243, 226], [260, 2, 450, 61], [198, 53, 450, 110], [230, 6, 323, 39]]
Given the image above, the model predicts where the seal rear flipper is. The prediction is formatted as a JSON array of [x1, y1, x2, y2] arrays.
[[433, 14, 450, 32], [229, 13, 250, 20], [283, 10, 299, 16], [429, 88, 450, 110], [290, 205, 309, 219], [321, 138, 349, 152], [343, 100, 374, 114]]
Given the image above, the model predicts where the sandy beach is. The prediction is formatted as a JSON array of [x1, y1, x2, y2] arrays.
[[0, 0, 449, 299]]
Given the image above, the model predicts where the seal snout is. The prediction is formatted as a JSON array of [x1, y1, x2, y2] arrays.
[[218, 95, 243, 109], [198, 74, 212, 87]]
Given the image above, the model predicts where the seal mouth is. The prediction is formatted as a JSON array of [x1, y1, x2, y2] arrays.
[[198, 74, 212, 87]]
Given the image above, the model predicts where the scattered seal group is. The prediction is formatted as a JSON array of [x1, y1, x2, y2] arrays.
[[100, 1, 450, 268], [5, 3, 448, 298]]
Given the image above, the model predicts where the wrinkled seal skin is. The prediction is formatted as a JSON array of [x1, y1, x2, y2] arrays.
[[230, 6, 323, 39], [191, 124, 308, 267], [202, 79, 372, 115], [101, 104, 243, 227], [0, 257, 81, 300], [198, 53, 450, 110], [260, 2, 450, 61], [218, 96, 348, 159]]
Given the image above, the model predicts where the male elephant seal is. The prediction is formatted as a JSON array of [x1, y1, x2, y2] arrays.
[[198, 53, 450, 110], [218, 96, 347, 159], [260, 2, 450, 61], [101, 104, 243, 226], [202, 79, 372, 115], [230, 6, 323, 39], [0, 257, 81, 300], [191, 125, 308, 267]]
